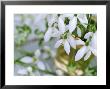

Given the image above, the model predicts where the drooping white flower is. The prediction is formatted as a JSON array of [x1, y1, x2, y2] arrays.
[[20, 56, 33, 63], [64, 40, 70, 55], [54, 39, 63, 48], [55, 35, 85, 55], [55, 39, 70, 55], [75, 46, 88, 61], [60, 15, 77, 33], [67, 35, 76, 49], [75, 32, 97, 61], [84, 32, 93, 40], [44, 27, 60, 42], [90, 32, 97, 53], [76, 39, 85, 45], [77, 14, 88, 28], [44, 27, 52, 42], [68, 16, 77, 33], [58, 16, 66, 34]]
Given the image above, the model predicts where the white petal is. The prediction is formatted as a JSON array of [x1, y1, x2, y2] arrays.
[[58, 17, 65, 34], [90, 47, 97, 56], [76, 39, 85, 45], [90, 32, 97, 49], [55, 39, 63, 48], [64, 40, 70, 55], [84, 51, 91, 61], [17, 69, 28, 75], [77, 14, 88, 25], [77, 27, 81, 37], [68, 17, 77, 33], [36, 61, 45, 70], [84, 32, 93, 39], [68, 36, 76, 49], [44, 27, 52, 42], [75, 46, 88, 61], [20, 56, 33, 63]]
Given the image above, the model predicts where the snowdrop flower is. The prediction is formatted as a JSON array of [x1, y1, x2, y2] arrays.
[[20, 56, 33, 63], [77, 14, 88, 28], [58, 15, 77, 34], [58, 14, 88, 34], [44, 14, 78, 42], [44, 27, 59, 42], [55, 35, 85, 55], [55, 39, 70, 55], [58, 16, 66, 34], [44, 27, 52, 42], [68, 16, 77, 33], [75, 32, 97, 61], [84, 32, 93, 40]]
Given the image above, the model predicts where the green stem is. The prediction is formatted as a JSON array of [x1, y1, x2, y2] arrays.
[[69, 48, 75, 66]]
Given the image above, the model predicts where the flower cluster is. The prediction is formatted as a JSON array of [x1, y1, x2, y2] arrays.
[[14, 14, 97, 76], [44, 14, 97, 61]]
